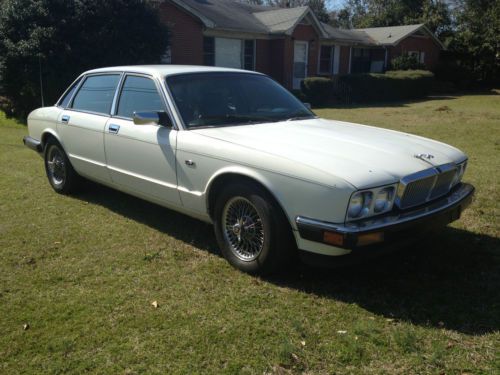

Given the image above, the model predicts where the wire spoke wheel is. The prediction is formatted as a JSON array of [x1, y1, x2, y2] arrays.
[[222, 197, 265, 262], [47, 146, 66, 186]]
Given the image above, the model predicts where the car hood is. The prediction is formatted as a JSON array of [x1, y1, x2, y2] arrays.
[[193, 118, 466, 189]]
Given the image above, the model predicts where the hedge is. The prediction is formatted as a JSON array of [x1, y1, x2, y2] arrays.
[[300, 77, 334, 106], [339, 70, 434, 103]]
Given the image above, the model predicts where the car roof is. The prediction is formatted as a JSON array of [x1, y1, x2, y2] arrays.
[[83, 65, 263, 78]]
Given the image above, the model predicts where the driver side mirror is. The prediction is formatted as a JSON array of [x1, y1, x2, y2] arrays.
[[133, 111, 172, 127]]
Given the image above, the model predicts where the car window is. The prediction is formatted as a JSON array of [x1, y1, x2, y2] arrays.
[[166, 73, 314, 128], [71, 74, 120, 115], [58, 78, 81, 108], [116, 76, 164, 119]]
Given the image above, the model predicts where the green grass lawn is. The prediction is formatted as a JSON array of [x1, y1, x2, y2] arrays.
[[1, 92, 499, 374]]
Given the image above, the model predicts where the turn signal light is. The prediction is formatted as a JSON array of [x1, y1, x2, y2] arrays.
[[357, 232, 384, 246], [323, 231, 344, 246]]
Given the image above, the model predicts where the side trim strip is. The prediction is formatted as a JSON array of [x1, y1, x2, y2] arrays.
[[107, 165, 178, 189], [68, 153, 107, 167]]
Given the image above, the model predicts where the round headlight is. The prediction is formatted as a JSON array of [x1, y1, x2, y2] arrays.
[[374, 187, 394, 213], [348, 193, 364, 218]]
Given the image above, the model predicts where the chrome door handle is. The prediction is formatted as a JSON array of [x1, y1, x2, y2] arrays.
[[108, 124, 120, 134], [61, 115, 70, 124]]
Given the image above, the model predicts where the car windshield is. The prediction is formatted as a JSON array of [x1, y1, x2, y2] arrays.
[[166, 72, 315, 128]]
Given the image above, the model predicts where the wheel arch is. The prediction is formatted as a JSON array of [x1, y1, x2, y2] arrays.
[[41, 129, 63, 150], [205, 168, 294, 234]]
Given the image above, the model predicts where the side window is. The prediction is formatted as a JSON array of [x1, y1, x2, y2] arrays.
[[58, 78, 81, 108], [71, 74, 120, 115], [116, 76, 164, 119]]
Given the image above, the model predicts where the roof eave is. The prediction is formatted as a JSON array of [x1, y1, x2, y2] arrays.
[[168, 0, 216, 28]]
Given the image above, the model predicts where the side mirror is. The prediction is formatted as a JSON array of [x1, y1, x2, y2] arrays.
[[133, 111, 171, 127], [303, 103, 312, 110]]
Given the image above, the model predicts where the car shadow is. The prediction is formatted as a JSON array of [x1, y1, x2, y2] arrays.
[[74, 181, 499, 336]]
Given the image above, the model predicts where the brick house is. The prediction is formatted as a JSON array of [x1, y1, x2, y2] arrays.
[[158, 0, 444, 90]]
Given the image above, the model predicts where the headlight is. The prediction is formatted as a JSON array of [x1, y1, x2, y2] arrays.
[[374, 187, 395, 213], [451, 160, 467, 187], [346, 185, 396, 221], [347, 191, 372, 219]]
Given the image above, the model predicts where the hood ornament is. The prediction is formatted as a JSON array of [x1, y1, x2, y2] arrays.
[[414, 153, 435, 161]]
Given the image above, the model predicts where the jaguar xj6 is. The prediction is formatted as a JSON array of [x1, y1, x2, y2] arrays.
[[23, 66, 474, 273]]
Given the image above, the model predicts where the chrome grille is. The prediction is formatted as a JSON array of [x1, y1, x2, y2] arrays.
[[429, 169, 456, 200], [397, 164, 457, 210]]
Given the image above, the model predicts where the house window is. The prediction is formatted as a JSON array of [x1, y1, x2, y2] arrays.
[[351, 48, 371, 73], [244, 40, 255, 70], [319, 45, 334, 74], [408, 51, 425, 64], [203, 37, 215, 66], [205, 37, 256, 70]]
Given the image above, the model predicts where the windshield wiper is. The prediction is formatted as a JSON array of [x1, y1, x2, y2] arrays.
[[284, 111, 316, 121], [189, 114, 277, 127]]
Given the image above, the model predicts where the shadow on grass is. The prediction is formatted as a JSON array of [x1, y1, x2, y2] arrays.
[[75, 182, 499, 336]]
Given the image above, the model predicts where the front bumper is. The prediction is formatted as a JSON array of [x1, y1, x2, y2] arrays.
[[296, 182, 474, 253], [23, 136, 43, 153]]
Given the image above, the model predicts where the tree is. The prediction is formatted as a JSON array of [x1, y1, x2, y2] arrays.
[[331, 0, 452, 38], [449, 0, 500, 81], [0, 0, 169, 119]]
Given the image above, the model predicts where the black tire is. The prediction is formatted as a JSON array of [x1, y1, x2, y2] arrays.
[[213, 182, 295, 275], [44, 138, 81, 194]]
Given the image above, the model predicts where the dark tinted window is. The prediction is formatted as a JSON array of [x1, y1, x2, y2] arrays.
[[167, 73, 314, 128], [71, 74, 120, 114], [203, 37, 215, 66], [59, 78, 81, 108], [244, 40, 255, 70], [116, 76, 163, 119]]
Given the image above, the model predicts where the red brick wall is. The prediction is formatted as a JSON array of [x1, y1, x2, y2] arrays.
[[389, 36, 441, 70], [158, 2, 204, 65], [256, 39, 271, 75], [339, 46, 351, 74]]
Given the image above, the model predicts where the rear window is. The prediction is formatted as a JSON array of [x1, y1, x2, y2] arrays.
[[71, 74, 120, 115]]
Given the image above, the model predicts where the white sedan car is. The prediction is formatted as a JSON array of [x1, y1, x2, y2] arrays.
[[24, 65, 474, 274]]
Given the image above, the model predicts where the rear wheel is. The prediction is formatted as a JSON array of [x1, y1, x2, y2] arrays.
[[214, 183, 295, 274], [44, 139, 81, 194]]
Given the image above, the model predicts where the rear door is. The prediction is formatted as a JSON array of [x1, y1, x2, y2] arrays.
[[104, 74, 181, 206], [57, 73, 121, 183]]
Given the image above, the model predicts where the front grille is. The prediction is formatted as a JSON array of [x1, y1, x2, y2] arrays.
[[397, 164, 457, 210], [429, 169, 456, 200]]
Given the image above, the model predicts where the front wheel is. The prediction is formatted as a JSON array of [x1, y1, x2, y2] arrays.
[[213, 183, 295, 274], [44, 139, 81, 194]]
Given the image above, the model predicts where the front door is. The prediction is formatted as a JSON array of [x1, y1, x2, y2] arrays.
[[104, 74, 181, 207], [293, 41, 308, 90]]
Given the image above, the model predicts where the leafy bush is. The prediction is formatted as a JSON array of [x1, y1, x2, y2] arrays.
[[300, 77, 334, 107], [0, 0, 169, 120], [290, 89, 307, 102], [390, 54, 426, 71], [339, 70, 434, 103]]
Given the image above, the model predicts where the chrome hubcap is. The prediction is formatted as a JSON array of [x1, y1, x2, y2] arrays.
[[47, 147, 66, 185], [222, 197, 264, 261]]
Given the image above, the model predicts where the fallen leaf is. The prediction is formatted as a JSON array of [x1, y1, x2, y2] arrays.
[[151, 301, 158, 308], [337, 330, 347, 334], [54, 241, 61, 245], [300, 340, 306, 346], [291, 353, 299, 362], [386, 318, 395, 322], [23, 323, 29, 330]]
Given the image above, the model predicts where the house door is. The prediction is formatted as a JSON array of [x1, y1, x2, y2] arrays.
[[293, 41, 308, 89]]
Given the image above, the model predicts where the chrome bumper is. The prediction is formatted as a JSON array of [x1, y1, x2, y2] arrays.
[[296, 183, 474, 249], [23, 136, 43, 153]]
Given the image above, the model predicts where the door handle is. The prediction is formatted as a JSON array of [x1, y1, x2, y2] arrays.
[[61, 115, 70, 124], [108, 124, 120, 134]]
